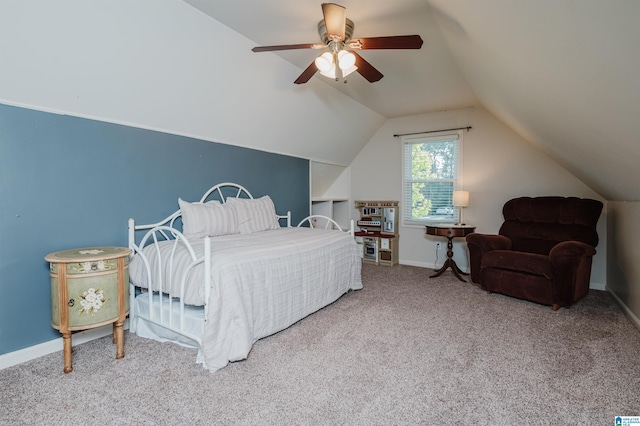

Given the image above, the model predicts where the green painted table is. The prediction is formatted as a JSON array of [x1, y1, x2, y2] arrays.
[[45, 246, 132, 373]]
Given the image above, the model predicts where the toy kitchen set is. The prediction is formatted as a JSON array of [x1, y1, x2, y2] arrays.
[[354, 200, 399, 266]]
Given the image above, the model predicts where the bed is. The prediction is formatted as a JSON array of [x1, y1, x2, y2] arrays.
[[127, 182, 362, 372]]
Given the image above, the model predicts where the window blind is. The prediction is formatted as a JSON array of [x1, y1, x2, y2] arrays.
[[402, 133, 461, 225]]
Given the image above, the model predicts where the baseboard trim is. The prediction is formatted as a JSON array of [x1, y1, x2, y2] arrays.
[[400, 261, 606, 290], [0, 320, 129, 371], [607, 288, 640, 331], [399, 259, 433, 269], [399, 259, 471, 273]]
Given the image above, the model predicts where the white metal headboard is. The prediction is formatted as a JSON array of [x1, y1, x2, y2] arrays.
[[129, 182, 291, 239], [199, 182, 252, 203]]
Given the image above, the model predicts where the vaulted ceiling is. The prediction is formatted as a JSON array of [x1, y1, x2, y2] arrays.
[[184, 0, 640, 202]]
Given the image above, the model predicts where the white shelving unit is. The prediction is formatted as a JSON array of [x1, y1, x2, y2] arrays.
[[310, 162, 350, 230]]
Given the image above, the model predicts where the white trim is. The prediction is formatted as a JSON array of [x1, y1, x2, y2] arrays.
[[607, 288, 640, 330], [401, 130, 464, 227], [399, 261, 607, 291], [0, 99, 334, 165], [399, 259, 434, 269], [0, 320, 129, 371], [399, 259, 471, 274]]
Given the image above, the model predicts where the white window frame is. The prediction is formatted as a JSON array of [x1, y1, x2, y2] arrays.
[[401, 131, 463, 227]]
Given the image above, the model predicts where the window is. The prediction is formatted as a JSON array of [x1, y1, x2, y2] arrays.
[[402, 132, 462, 225]]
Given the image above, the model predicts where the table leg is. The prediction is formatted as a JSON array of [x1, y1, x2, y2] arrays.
[[62, 333, 73, 373], [429, 236, 469, 282], [430, 257, 455, 277], [448, 260, 468, 282], [114, 321, 125, 359], [451, 259, 470, 276]]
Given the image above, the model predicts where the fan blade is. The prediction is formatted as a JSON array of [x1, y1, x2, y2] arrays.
[[352, 52, 383, 82], [348, 35, 424, 50], [294, 61, 318, 84], [252, 43, 324, 52], [322, 3, 346, 41]]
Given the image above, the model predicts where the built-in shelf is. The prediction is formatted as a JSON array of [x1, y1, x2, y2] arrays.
[[310, 162, 350, 230], [311, 198, 350, 230]]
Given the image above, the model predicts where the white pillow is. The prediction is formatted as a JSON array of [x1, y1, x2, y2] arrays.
[[225, 195, 280, 234], [178, 198, 238, 239]]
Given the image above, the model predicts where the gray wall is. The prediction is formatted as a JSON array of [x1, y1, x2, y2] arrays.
[[606, 202, 640, 326], [0, 104, 309, 355]]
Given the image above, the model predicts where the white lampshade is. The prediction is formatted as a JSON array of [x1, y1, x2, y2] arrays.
[[341, 65, 358, 77], [319, 62, 337, 79], [314, 52, 334, 73], [338, 50, 356, 70], [453, 190, 470, 207]]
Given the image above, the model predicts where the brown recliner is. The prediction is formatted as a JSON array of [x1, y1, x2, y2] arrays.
[[466, 196, 603, 310]]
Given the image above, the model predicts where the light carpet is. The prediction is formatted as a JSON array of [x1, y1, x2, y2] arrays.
[[1, 264, 639, 425]]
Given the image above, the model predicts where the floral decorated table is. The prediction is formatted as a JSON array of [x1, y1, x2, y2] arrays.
[[45, 246, 132, 373]]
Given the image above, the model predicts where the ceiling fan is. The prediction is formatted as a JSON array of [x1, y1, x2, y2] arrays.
[[251, 3, 423, 84]]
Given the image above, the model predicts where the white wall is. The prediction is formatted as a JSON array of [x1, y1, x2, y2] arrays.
[[607, 202, 640, 327], [430, 0, 640, 202], [350, 106, 607, 288], [0, 0, 384, 166]]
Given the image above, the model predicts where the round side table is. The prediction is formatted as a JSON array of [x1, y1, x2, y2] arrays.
[[425, 224, 476, 282], [45, 246, 132, 373]]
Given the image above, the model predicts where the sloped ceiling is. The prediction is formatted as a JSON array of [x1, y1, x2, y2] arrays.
[[428, 0, 640, 202], [185, 0, 640, 202], [182, 0, 477, 118]]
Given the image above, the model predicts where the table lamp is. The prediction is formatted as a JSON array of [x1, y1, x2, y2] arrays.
[[453, 190, 469, 225]]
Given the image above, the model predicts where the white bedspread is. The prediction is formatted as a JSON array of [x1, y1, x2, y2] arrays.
[[129, 227, 362, 371]]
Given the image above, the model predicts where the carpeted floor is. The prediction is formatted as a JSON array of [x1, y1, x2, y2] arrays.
[[2, 264, 639, 425]]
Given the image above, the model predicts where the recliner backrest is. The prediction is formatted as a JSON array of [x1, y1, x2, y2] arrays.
[[498, 197, 603, 254]]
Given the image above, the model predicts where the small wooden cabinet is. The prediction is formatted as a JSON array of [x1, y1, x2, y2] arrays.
[[45, 246, 132, 373], [354, 200, 399, 266]]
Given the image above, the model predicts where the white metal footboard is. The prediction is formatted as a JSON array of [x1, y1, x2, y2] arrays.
[[297, 214, 355, 236], [128, 220, 211, 348]]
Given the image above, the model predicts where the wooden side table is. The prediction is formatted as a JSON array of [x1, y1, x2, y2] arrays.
[[45, 246, 132, 373], [425, 224, 476, 282]]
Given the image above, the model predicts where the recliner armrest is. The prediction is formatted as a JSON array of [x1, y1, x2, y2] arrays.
[[548, 241, 597, 306], [466, 233, 512, 252], [465, 233, 512, 284], [549, 240, 596, 259]]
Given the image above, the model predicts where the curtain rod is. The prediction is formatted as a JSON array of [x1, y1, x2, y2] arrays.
[[393, 126, 472, 138]]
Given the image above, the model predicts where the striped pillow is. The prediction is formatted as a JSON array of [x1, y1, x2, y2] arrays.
[[178, 198, 238, 239], [226, 195, 279, 234]]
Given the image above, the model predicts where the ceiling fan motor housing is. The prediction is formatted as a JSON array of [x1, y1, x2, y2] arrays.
[[318, 18, 355, 45]]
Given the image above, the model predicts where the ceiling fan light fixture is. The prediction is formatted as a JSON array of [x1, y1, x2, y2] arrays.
[[314, 52, 334, 73], [315, 50, 357, 80], [337, 50, 356, 70], [342, 65, 358, 77], [251, 4, 423, 85], [319, 62, 337, 79]]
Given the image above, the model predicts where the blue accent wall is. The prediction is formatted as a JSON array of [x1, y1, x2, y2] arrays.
[[0, 103, 309, 355]]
